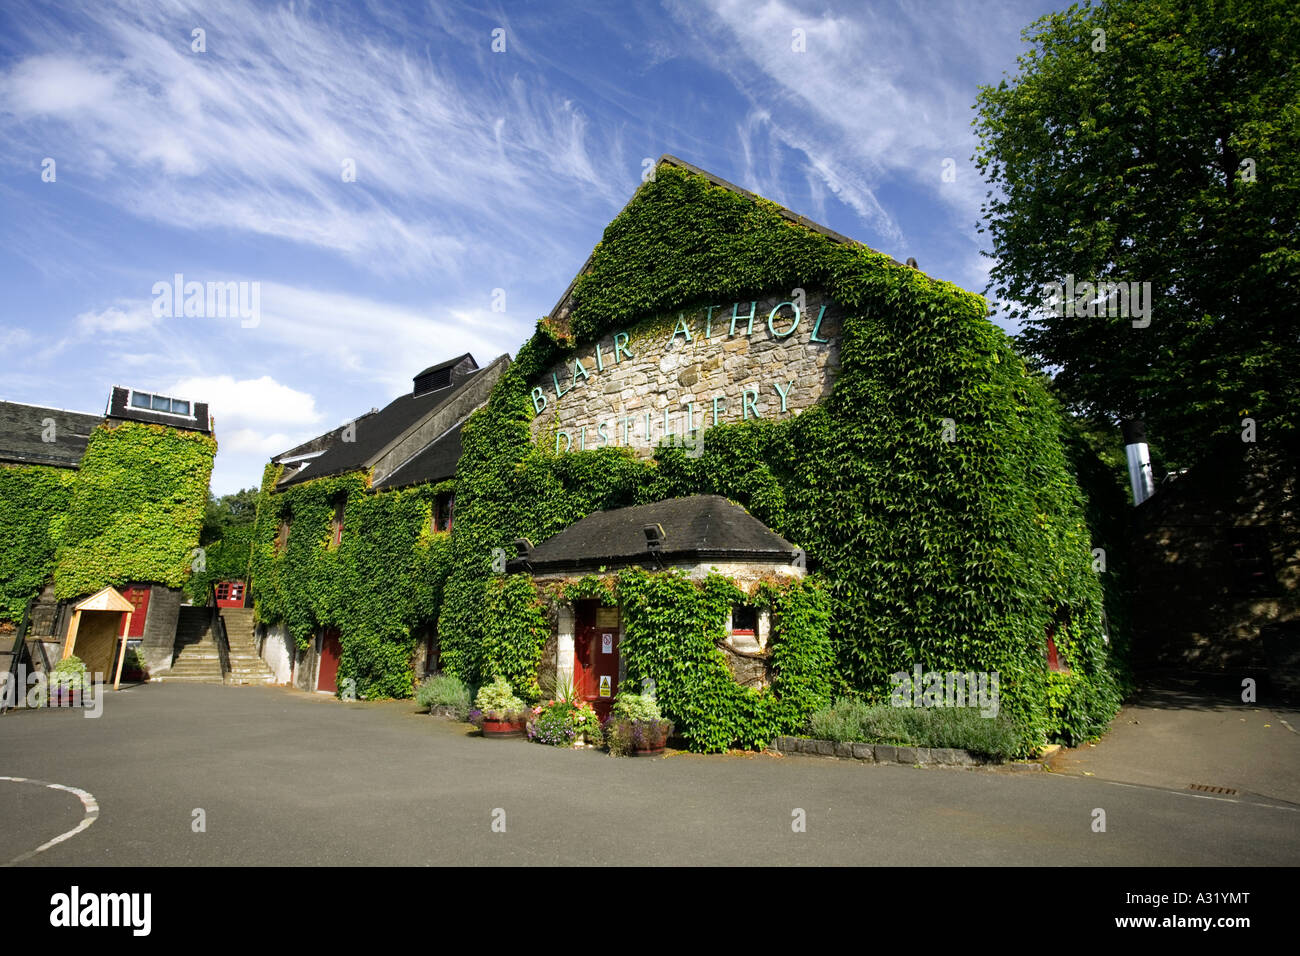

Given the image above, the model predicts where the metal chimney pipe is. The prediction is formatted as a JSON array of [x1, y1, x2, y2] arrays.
[[1121, 418, 1155, 506]]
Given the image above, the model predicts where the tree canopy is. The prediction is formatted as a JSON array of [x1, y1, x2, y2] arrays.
[[973, 0, 1299, 469]]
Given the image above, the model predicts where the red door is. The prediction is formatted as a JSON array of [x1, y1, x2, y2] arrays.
[[574, 601, 619, 720], [317, 627, 342, 693], [215, 580, 245, 608], [119, 586, 150, 638]]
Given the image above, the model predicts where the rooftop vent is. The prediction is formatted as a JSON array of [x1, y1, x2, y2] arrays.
[[413, 367, 452, 396]]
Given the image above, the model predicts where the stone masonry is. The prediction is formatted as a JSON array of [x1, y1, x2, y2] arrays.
[[529, 290, 842, 455]]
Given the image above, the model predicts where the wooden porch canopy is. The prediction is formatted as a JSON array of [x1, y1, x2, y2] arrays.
[[62, 586, 135, 691]]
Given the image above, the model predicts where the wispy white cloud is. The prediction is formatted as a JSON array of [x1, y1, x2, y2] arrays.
[[0, 0, 625, 276], [667, 0, 1037, 275]]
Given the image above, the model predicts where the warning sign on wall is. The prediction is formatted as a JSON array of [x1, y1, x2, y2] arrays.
[[601, 633, 613, 654], [599, 675, 612, 697]]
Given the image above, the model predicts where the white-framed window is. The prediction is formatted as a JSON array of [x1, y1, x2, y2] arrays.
[[128, 389, 194, 419]]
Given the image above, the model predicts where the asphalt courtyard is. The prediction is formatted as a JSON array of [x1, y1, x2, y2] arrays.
[[1, 681, 1297, 866]]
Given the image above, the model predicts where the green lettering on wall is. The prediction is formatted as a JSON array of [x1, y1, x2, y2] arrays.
[[669, 314, 693, 347], [730, 301, 757, 336], [552, 371, 570, 399], [530, 387, 547, 415], [571, 357, 591, 388], [595, 342, 605, 372], [705, 304, 720, 339], [556, 431, 571, 453], [810, 304, 831, 343], [768, 302, 801, 338], [712, 395, 726, 426], [614, 331, 633, 363], [743, 386, 760, 420], [773, 378, 795, 412]]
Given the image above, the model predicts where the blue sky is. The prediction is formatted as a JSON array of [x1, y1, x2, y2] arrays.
[[0, 0, 1060, 494]]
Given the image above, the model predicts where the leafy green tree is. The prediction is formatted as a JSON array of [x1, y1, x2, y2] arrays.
[[973, 0, 1299, 468], [201, 487, 260, 545]]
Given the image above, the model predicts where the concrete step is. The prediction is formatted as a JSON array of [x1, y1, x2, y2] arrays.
[[156, 673, 223, 683]]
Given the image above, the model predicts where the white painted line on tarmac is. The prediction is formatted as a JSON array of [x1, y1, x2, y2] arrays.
[[1101, 779, 1300, 813], [0, 776, 100, 865]]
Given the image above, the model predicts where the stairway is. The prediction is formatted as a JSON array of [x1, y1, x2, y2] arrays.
[[160, 606, 225, 682], [219, 607, 276, 685]]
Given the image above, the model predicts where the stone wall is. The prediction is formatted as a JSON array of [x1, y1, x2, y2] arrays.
[[529, 290, 841, 455], [139, 585, 182, 675]]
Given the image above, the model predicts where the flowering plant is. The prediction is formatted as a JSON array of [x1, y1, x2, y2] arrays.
[[527, 697, 604, 747]]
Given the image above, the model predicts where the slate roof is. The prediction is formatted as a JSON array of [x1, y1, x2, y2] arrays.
[[374, 422, 463, 491], [277, 355, 505, 487], [0, 400, 104, 469], [514, 495, 800, 574], [413, 353, 475, 381], [279, 387, 460, 486]]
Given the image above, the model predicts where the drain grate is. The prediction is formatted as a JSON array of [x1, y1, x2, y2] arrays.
[[1188, 783, 1238, 795]]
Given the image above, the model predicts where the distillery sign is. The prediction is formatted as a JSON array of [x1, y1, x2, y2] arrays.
[[530, 292, 839, 453]]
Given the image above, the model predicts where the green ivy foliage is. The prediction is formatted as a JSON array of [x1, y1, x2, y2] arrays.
[[479, 574, 550, 703], [0, 465, 75, 621], [617, 570, 834, 752], [438, 162, 1122, 751], [185, 524, 254, 605], [53, 422, 216, 600], [248, 465, 455, 700]]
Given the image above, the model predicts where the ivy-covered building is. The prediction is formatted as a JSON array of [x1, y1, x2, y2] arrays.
[[0, 386, 216, 678], [508, 495, 810, 715], [433, 155, 1122, 754], [248, 352, 509, 697]]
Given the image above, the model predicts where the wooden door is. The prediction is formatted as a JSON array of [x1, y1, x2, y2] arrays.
[[574, 601, 619, 720], [317, 627, 342, 693]]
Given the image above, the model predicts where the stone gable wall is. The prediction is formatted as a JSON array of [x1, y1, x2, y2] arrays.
[[529, 290, 842, 455]]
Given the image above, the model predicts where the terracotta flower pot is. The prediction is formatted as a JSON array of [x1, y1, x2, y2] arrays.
[[481, 717, 526, 738]]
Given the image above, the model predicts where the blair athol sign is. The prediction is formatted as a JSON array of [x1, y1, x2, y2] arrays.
[[529, 290, 841, 454]]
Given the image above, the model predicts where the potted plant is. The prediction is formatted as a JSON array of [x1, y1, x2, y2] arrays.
[[473, 676, 528, 738], [603, 691, 673, 757], [120, 647, 150, 683], [527, 672, 604, 748], [49, 656, 90, 707]]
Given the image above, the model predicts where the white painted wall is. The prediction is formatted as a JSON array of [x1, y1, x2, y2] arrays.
[[258, 623, 293, 684]]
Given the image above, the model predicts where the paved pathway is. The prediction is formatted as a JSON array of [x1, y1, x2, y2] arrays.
[[1049, 676, 1300, 805], [1, 682, 1296, 866]]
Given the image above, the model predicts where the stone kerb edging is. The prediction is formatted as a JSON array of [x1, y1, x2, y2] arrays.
[[769, 735, 1037, 769]]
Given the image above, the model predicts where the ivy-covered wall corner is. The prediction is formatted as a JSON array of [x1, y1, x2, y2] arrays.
[[0, 465, 75, 621], [437, 160, 1124, 754]]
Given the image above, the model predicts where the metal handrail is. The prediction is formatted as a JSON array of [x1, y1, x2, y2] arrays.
[[1, 599, 33, 714], [209, 581, 231, 682]]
